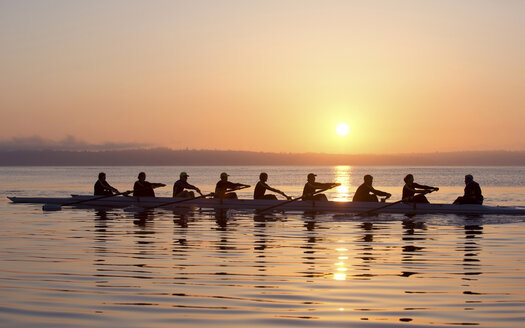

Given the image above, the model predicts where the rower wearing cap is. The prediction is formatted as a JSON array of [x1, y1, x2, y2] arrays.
[[302, 173, 340, 201], [254, 172, 291, 200], [173, 172, 203, 198], [214, 172, 250, 199]]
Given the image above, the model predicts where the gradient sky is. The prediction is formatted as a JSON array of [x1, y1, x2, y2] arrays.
[[1, 0, 524, 154]]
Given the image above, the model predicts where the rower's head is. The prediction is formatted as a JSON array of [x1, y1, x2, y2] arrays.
[[404, 174, 414, 184], [138, 172, 146, 181], [307, 173, 316, 183], [259, 172, 268, 182], [180, 172, 189, 181], [364, 174, 373, 185], [220, 172, 229, 181], [465, 174, 473, 184], [98, 172, 106, 181]]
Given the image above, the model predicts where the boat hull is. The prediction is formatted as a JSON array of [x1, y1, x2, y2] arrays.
[[7, 195, 525, 215]]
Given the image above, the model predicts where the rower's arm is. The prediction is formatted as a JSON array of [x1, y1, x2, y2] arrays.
[[262, 182, 282, 194], [371, 187, 390, 197], [413, 183, 438, 192], [189, 184, 203, 195], [227, 182, 249, 190]]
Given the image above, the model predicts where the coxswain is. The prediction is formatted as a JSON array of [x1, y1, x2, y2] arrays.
[[402, 174, 438, 203], [254, 172, 291, 200], [453, 174, 483, 205], [353, 175, 391, 202], [133, 172, 166, 197], [302, 173, 340, 201], [173, 172, 203, 198], [94, 172, 119, 195], [214, 172, 250, 199]]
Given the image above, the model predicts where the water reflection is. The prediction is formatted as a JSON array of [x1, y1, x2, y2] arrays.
[[400, 219, 428, 277], [94, 210, 111, 259], [252, 214, 270, 273], [210, 209, 239, 253], [172, 208, 193, 228], [460, 218, 483, 297], [334, 244, 350, 281], [132, 209, 154, 227], [172, 209, 192, 250], [213, 209, 231, 230], [353, 221, 379, 279], [300, 212, 328, 280]]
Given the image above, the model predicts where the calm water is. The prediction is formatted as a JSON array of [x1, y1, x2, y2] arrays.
[[1, 166, 525, 327]]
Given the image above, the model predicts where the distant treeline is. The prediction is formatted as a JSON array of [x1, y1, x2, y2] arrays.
[[1, 148, 525, 166]]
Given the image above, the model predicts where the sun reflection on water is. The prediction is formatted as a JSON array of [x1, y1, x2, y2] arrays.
[[333, 165, 353, 201], [334, 242, 349, 280]]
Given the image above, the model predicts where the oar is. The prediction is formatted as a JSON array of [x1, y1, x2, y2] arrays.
[[42, 190, 133, 211], [257, 184, 338, 214], [124, 193, 214, 212], [356, 189, 436, 216], [125, 185, 251, 212]]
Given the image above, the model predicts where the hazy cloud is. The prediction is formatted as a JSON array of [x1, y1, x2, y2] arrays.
[[0, 135, 151, 151]]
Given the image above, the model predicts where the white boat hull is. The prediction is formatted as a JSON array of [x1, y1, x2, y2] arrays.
[[7, 195, 525, 215]]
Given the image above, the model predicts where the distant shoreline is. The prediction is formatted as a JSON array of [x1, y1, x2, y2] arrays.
[[1, 149, 525, 166]]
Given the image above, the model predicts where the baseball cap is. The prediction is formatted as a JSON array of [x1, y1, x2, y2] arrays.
[[307, 173, 316, 179], [180, 172, 189, 178], [220, 172, 229, 178]]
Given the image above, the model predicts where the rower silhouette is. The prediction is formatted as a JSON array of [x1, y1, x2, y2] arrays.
[[302, 173, 340, 201], [254, 172, 291, 200], [133, 172, 166, 197], [453, 174, 483, 205], [402, 174, 438, 203], [352, 175, 391, 202], [214, 172, 249, 199], [94, 172, 119, 195], [173, 172, 203, 198]]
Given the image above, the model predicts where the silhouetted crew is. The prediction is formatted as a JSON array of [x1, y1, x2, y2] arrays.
[[254, 172, 291, 200], [173, 172, 203, 198], [353, 175, 391, 202], [94, 172, 119, 195], [453, 174, 483, 205], [214, 172, 250, 199], [133, 172, 166, 197], [402, 174, 439, 203], [302, 173, 340, 201]]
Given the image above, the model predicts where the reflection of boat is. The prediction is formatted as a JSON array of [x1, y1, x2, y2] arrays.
[[7, 195, 525, 215]]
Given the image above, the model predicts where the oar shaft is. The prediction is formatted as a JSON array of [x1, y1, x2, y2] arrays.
[[358, 190, 435, 215], [144, 192, 212, 209], [43, 189, 133, 211], [62, 190, 132, 206], [144, 185, 251, 210], [258, 185, 335, 213]]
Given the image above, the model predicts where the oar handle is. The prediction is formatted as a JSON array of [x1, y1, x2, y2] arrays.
[[358, 189, 437, 216], [214, 185, 251, 199], [142, 185, 251, 210], [144, 192, 214, 210], [257, 184, 337, 213]]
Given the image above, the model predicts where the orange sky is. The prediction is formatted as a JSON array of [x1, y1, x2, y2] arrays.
[[1, 1, 524, 154]]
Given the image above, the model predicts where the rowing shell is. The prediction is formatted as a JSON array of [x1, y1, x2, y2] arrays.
[[7, 195, 525, 215]]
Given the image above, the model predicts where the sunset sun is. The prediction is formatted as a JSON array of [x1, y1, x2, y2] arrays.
[[336, 122, 350, 136]]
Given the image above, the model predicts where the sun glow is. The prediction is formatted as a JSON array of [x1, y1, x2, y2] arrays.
[[336, 122, 349, 136]]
